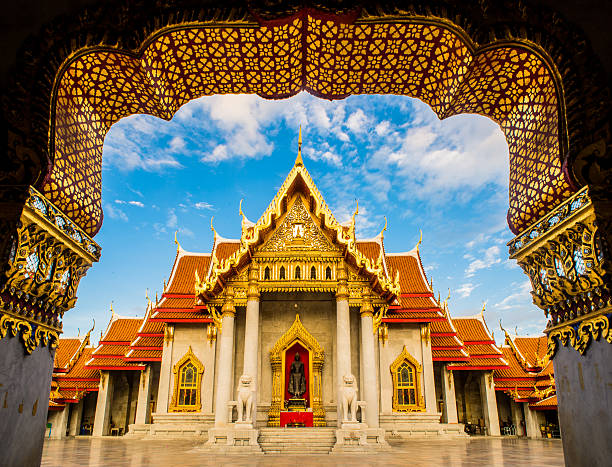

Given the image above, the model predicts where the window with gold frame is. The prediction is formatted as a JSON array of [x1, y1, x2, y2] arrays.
[[169, 346, 204, 412], [390, 346, 425, 412]]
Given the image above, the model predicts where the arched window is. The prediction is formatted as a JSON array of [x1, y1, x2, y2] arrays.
[[170, 347, 204, 412], [311, 266, 317, 280], [325, 266, 332, 280], [279, 266, 286, 280], [295, 266, 301, 279], [390, 346, 425, 412], [264, 266, 271, 280]]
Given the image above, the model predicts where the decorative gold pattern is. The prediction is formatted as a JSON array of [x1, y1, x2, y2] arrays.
[[509, 187, 610, 328], [390, 345, 425, 412], [268, 314, 325, 427], [169, 346, 205, 412], [546, 314, 612, 357], [42, 13, 571, 237], [0, 312, 59, 354]]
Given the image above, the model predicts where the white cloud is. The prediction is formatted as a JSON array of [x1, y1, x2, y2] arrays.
[[456, 283, 476, 298], [465, 245, 502, 277], [169, 136, 186, 152], [346, 109, 369, 134], [104, 203, 128, 222], [114, 199, 144, 208], [494, 280, 533, 310], [194, 201, 214, 211]]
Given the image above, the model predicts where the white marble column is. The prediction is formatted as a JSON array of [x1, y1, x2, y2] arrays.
[[242, 266, 260, 424], [335, 263, 351, 423], [359, 288, 379, 428], [50, 406, 70, 439], [68, 399, 84, 436], [511, 400, 525, 436], [441, 366, 458, 423], [93, 371, 114, 436], [135, 365, 153, 424], [479, 371, 501, 436], [214, 286, 236, 426], [156, 325, 174, 414], [523, 402, 543, 438], [420, 324, 437, 414]]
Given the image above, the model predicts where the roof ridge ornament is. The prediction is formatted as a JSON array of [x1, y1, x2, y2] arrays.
[[174, 230, 181, 252], [415, 229, 423, 252], [294, 125, 303, 167]]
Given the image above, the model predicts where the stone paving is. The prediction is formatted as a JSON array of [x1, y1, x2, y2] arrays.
[[42, 437, 564, 466]]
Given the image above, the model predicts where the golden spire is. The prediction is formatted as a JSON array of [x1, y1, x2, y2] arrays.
[[174, 230, 180, 252], [294, 125, 303, 167], [415, 229, 423, 252]]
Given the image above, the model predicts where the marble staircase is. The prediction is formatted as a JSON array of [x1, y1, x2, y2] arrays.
[[258, 427, 336, 454]]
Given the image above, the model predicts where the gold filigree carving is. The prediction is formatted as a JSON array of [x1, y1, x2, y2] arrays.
[[0, 312, 59, 354], [546, 314, 611, 357], [268, 314, 325, 427]]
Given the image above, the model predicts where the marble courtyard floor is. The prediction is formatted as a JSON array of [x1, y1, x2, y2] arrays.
[[42, 437, 564, 466]]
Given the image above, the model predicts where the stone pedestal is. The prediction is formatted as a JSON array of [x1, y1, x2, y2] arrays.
[[93, 371, 114, 436], [332, 427, 389, 452], [68, 399, 84, 436], [204, 426, 262, 453]]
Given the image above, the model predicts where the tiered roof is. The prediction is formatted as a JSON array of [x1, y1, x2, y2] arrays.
[[448, 311, 509, 370], [150, 244, 212, 323], [85, 310, 145, 371], [126, 303, 164, 362], [430, 304, 470, 363], [49, 329, 99, 410], [494, 330, 556, 409]]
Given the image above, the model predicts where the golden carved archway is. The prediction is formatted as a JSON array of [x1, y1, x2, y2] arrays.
[[169, 346, 205, 413], [390, 345, 425, 412], [268, 314, 325, 426]]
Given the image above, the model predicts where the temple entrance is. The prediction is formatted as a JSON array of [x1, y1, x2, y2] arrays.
[[268, 314, 325, 427]]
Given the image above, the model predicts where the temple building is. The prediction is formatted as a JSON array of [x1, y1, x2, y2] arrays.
[[47, 151, 559, 449]]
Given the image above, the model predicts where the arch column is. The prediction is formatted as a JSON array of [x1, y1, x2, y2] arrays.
[[242, 265, 260, 424], [335, 263, 351, 424], [214, 287, 236, 426], [359, 287, 379, 428]]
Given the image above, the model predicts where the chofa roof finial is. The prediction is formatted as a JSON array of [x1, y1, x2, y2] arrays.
[[415, 229, 423, 251], [295, 125, 304, 167], [174, 230, 181, 252]]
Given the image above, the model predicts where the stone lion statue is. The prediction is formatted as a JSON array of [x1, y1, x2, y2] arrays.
[[341, 374, 358, 422], [237, 374, 254, 423]]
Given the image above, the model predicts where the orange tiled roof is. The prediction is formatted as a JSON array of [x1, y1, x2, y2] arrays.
[[56, 348, 99, 381], [397, 296, 439, 309], [431, 318, 457, 335], [386, 310, 444, 320], [93, 344, 131, 356], [454, 317, 494, 342], [150, 311, 210, 321], [139, 318, 164, 335], [125, 349, 163, 361], [215, 241, 241, 263], [131, 336, 163, 348], [156, 297, 195, 310], [495, 347, 535, 379], [102, 318, 143, 342], [166, 251, 211, 295], [449, 357, 509, 368], [85, 357, 146, 369], [53, 338, 81, 370], [432, 348, 469, 360], [431, 336, 462, 347], [385, 253, 431, 294], [514, 336, 547, 367], [356, 241, 381, 263], [530, 395, 557, 409]]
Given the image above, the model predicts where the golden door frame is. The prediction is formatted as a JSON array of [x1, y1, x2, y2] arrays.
[[268, 314, 325, 426]]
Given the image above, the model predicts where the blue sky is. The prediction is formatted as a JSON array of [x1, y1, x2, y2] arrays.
[[65, 93, 544, 344]]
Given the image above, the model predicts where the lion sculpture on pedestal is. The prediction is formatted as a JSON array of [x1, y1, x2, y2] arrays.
[[342, 374, 358, 422], [237, 374, 254, 423]]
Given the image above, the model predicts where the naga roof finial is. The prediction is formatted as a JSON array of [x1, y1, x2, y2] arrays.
[[480, 301, 486, 320], [379, 216, 387, 239], [295, 125, 304, 167], [110, 301, 115, 318], [210, 216, 217, 240], [415, 229, 423, 251], [174, 230, 181, 252]]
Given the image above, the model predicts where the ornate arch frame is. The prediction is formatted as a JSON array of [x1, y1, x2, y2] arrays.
[[169, 346, 205, 413], [268, 314, 325, 426], [390, 345, 425, 412]]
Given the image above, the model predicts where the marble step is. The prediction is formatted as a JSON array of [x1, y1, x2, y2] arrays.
[[258, 428, 336, 454]]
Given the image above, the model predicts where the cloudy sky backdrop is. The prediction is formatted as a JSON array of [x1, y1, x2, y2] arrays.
[[65, 93, 543, 344]]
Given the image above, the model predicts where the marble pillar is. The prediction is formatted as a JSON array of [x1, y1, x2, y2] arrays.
[[510, 400, 525, 436], [335, 263, 351, 423], [50, 407, 70, 439], [420, 324, 437, 414], [441, 366, 458, 423], [214, 287, 236, 426], [68, 399, 84, 436], [156, 325, 174, 414], [359, 288, 379, 427], [479, 371, 500, 436], [242, 266, 260, 425], [93, 371, 114, 436], [523, 402, 542, 438], [134, 365, 153, 425]]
